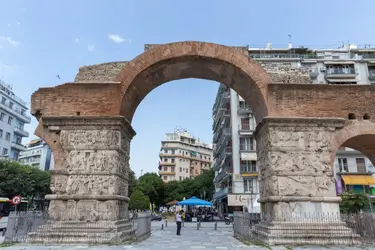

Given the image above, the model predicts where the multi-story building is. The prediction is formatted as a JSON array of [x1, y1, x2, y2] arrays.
[[158, 129, 213, 182], [19, 138, 54, 171], [0, 80, 31, 160], [212, 42, 375, 215]]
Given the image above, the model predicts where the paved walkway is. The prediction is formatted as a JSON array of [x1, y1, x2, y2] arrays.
[[1, 221, 375, 249]]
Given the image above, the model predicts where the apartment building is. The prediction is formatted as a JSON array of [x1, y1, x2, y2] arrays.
[[212, 42, 375, 215], [0, 80, 31, 160], [19, 138, 54, 171], [158, 129, 213, 182]]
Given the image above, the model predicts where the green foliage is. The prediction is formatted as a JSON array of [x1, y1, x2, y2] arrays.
[[340, 191, 370, 214], [128, 189, 150, 211], [136, 173, 165, 208], [0, 160, 51, 200], [128, 169, 137, 197]]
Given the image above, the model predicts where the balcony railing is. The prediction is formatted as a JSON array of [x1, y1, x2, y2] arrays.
[[0, 102, 31, 123], [249, 53, 318, 59], [237, 104, 252, 115], [240, 167, 258, 174], [325, 68, 357, 76], [158, 171, 176, 175], [14, 127, 29, 137], [238, 124, 255, 132], [11, 142, 26, 151]]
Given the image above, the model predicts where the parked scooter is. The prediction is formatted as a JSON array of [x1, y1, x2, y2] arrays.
[[224, 216, 234, 225]]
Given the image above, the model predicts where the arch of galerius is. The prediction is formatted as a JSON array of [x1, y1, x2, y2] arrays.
[[29, 41, 375, 245]]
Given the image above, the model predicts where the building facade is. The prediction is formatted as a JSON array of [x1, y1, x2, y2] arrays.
[[19, 138, 54, 171], [0, 80, 31, 160], [212, 43, 375, 215], [158, 130, 213, 182]]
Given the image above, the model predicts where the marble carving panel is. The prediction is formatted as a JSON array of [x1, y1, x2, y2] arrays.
[[66, 150, 122, 173], [60, 130, 120, 148]]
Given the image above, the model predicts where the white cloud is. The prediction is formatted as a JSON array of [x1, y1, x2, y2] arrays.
[[87, 44, 95, 52], [0, 36, 20, 46], [108, 33, 129, 44], [74, 38, 80, 44]]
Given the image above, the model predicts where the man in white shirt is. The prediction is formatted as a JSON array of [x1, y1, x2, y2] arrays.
[[176, 211, 183, 235]]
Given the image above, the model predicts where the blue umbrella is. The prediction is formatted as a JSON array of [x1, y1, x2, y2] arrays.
[[177, 196, 212, 206]]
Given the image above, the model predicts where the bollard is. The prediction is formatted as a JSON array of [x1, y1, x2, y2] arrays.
[[165, 220, 168, 227], [161, 224, 164, 230], [197, 222, 199, 230], [214, 221, 217, 230]]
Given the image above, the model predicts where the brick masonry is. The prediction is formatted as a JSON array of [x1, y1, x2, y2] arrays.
[[258, 62, 311, 84], [74, 61, 128, 82]]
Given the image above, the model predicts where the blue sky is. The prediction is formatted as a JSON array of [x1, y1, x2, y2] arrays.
[[1, 0, 375, 177]]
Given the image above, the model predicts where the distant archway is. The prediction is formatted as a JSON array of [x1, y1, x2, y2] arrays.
[[115, 41, 271, 124]]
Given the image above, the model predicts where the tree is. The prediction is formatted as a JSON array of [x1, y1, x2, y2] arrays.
[[128, 169, 137, 197], [136, 173, 164, 209], [0, 160, 51, 200], [340, 191, 370, 214], [128, 190, 150, 211]]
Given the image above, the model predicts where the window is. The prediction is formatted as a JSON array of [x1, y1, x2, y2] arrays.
[[240, 137, 255, 151], [8, 116, 13, 125], [1, 97, 5, 104], [164, 167, 168, 171], [171, 158, 175, 163], [5, 132, 10, 141], [9, 102, 13, 109], [171, 167, 175, 172], [338, 158, 348, 172], [240, 160, 257, 172], [356, 158, 366, 173], [0, 129, 2, 138], [179, 176, 182, 181], [21, 109, 26, 116], [163, 176, 167, 180], [163, 158, 168, 162], [180, 167, 182, 172], [186, 168, 188, 173], [241, 117, 255, 130], [0, 113, 5, 121], [2, 148, 8, 156], [244, 178, 254, 193], [171, 150, 175, 154]]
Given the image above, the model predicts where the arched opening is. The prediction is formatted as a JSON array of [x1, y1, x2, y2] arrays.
[[118, 42, 268, 219], [116, 41, 270, 124], [331, 122, 375, 212]]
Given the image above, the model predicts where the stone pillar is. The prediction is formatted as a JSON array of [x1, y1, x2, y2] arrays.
[[29, 116, 136, 244], [252, 117, 359, 245]]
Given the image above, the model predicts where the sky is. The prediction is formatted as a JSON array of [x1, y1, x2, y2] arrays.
[[1, 0, 375, 177]]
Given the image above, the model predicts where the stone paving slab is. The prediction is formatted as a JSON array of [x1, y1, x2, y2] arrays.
[[1, 222, 375, 249]]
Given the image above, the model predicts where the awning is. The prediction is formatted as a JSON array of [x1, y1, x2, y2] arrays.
[[342, 175, 375, 185]]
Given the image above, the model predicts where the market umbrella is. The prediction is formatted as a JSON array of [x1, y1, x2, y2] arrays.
[[177, 196, 212, 206], [166, 200, 178, 206]]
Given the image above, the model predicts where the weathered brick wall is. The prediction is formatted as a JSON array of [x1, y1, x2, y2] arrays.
[[74, 60, 310, 84], [31, 83, 122, 117], [267, 84, 375, 121], [258, 62, 311, 84], [74, 61, 128, 82]]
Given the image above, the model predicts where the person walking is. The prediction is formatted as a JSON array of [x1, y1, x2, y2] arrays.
[[176, 210, 183, 236]]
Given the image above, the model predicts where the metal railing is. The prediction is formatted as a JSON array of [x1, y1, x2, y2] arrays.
[[249, 54, 318, 59], [326, 68, 357, 75], [233, 211, 375, 245], [4, 211, 151, 244]]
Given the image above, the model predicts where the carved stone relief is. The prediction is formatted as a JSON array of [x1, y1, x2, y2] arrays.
[[60, 130, 120, 149]]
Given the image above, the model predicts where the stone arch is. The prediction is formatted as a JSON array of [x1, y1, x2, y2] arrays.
[[115, 41, 271, 124], [331, 120, 375, 166], [34, 120, 64, 169]]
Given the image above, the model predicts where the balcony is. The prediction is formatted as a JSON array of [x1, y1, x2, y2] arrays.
[[240, 166, 259, 176], [0, 103, 31, 123], [249, 53, 318, 60], [158, 171, 176, 175], [238, 124, 255, 135], [225, 146, 232, 155], [11, 142, 26, 151], [159, 162, 176, 166], [237, 104, 252, 115], [309, 68, 319, 79], [368, 69, 375, 81], [14, 127, 29, 137], [325, 68, 357, 79]]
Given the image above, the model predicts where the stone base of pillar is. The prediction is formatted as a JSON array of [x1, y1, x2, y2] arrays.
[[252, 221, 361, 245], [28, 220, 136, 244]]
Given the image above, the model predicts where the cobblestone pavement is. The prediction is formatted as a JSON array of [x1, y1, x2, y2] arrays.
[[1, 221, 375, 249]]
